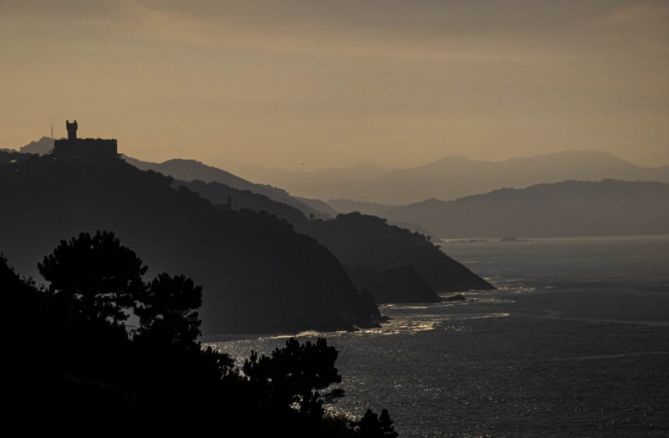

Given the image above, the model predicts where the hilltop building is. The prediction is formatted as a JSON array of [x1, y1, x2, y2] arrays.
[[53, 120, 117, 160]]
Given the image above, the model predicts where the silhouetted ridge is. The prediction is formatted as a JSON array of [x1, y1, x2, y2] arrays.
[[124, 155, 331, 219], [346, 265, 441, 303], [178, 178, 494, 295], [179, 179, 309, 225], [11, 138, 332, 219]]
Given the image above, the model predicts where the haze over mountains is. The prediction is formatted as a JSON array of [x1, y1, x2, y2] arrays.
[[11, 136, 669, 243], [235, 151, 669, 204], [125, 156, 339, 219], [370, 180, 669, 238]]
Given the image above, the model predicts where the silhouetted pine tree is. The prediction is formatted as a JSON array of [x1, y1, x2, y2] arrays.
[[243, 337, 345, 417], [38, 231, 147, 325], [135, 273, 202, 348]]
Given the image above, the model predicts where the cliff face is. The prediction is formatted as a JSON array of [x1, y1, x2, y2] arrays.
[[346, 265, 441, 304], [0, 152, 380, 334], [297, 213, 495, 293]]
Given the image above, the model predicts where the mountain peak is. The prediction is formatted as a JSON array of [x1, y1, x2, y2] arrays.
[[19, 136, 54, 155]]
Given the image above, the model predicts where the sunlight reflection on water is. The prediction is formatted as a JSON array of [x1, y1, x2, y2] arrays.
[[207, 237, 669, 437]]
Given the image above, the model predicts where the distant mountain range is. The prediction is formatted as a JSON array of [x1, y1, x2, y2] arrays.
[[233, 151, 669, 204], [339, 180, 669, 238]]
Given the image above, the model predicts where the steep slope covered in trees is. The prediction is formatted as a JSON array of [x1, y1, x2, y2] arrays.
[[0, 152, 379, 334], [123, 156, 330, 219], [179, 180, 494, 295], [299, 213, 494, 293]]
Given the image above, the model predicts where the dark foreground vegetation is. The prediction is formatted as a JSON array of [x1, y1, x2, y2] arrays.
[[3, 231, 397, 436]]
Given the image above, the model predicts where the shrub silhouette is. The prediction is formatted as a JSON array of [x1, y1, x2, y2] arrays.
[[3, 231, 398, 436]]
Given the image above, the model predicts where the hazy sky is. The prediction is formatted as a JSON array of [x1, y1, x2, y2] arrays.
[[1, 0, 668, 169]]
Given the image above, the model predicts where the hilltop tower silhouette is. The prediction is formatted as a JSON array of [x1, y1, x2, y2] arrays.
[[53, 120, 118, 161], [66, 120, 78, 140]]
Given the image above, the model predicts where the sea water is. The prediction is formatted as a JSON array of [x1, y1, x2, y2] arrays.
[[207, 235, 669, 437]]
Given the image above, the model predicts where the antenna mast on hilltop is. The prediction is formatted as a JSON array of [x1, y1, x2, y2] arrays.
[[50, 124, 53, 138]]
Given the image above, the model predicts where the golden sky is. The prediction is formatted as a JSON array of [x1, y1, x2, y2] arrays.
[[1, 0, 668, 169]]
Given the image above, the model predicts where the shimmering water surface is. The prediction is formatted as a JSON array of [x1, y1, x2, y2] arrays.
[[207, 235, 669, 437]]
